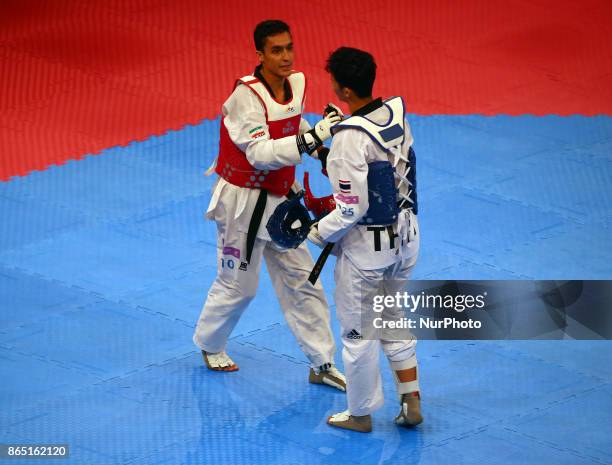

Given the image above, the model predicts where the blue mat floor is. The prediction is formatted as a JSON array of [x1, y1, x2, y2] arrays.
[[1, 114, 611, 464]]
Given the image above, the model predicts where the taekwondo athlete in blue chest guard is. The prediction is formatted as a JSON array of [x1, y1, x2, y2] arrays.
[[307, 47, 422, 433]]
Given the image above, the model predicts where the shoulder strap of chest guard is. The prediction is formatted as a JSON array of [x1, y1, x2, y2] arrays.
[[332, 97, 406, 150]]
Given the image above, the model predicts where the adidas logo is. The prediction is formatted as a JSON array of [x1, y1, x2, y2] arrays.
[[346, 329, 362, 339]]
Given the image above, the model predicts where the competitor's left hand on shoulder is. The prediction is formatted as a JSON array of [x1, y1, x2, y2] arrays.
[[310, 103, 344, 148], [312, 109, 341, 143], [298, 103, 343, 156]]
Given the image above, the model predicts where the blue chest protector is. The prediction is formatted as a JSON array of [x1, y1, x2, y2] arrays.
[[332, 96, 416, 225]]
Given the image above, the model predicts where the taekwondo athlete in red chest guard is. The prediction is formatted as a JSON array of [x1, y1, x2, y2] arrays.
[[193, 19, 346, 391]]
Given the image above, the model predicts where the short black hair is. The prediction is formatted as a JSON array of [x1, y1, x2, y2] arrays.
[[254, 20, 291, 51], [326, 47, 376, 98]]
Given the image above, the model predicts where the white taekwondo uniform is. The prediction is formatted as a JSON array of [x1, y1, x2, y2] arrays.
[[193, 69, 336, 369], [317, 97, 420, 415]]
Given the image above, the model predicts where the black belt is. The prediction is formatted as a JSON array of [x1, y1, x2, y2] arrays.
[[245, 187, 300, 264], [245, 189, 268, 264], [308, 242, 334, 285]]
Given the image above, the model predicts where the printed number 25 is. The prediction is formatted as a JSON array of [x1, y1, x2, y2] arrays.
[[340, 206, 354, 216]]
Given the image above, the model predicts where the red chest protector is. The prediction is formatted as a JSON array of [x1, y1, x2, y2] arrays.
[[215, 72, 306, 196]]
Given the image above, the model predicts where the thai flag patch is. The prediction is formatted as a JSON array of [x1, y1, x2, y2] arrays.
[[339, 179, 351, 192]]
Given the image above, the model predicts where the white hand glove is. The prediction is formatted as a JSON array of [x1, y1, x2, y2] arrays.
[[307, 222, 326, 248], [296, 105, 342, 154], [312, 111, 342, 143]]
